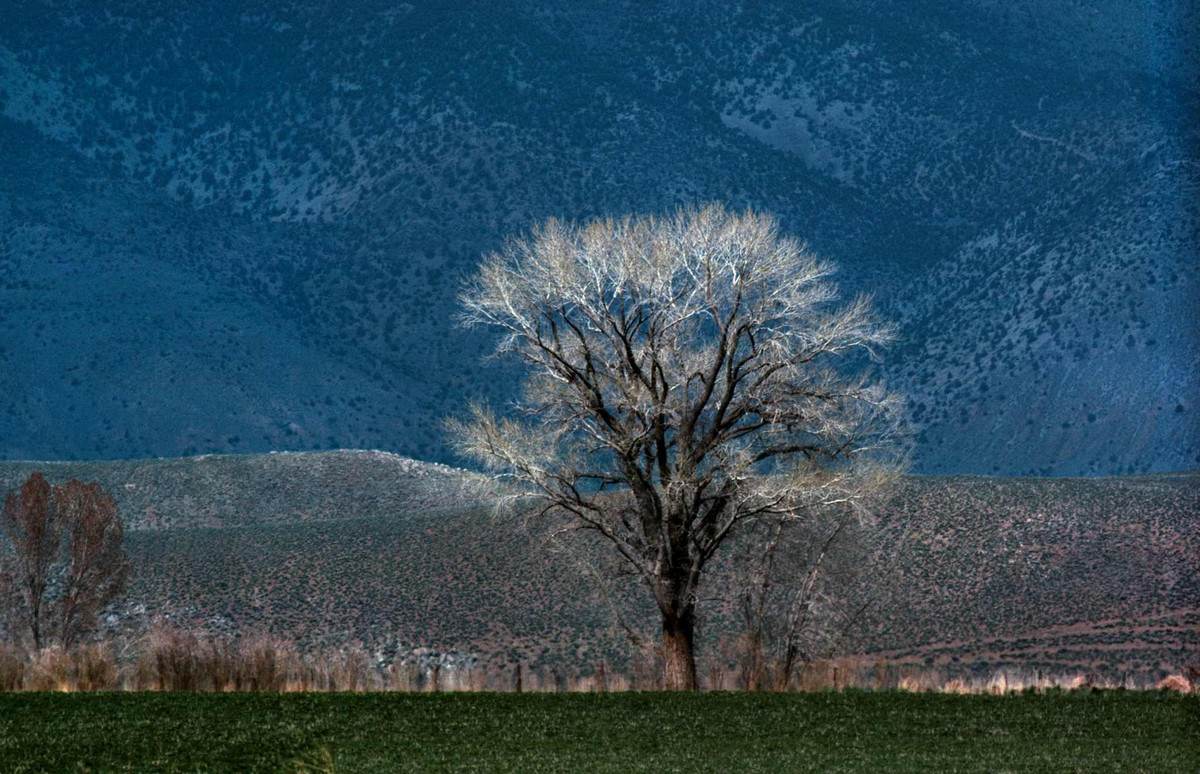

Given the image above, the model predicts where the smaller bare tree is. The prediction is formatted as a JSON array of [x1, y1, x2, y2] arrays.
[[54, 479, 130, 649], [0, 473, 130, 651], [0, 548, 20, 646], [726, 483, 908, 691], [0, 474, 58, 651]]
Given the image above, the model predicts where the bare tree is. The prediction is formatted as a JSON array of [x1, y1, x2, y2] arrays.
[[451, 204, 906, 690], [0, 473, 129, 651], [729, 499, 907, 691], [0, 570, 15, 644], [0, 473, 58, 651], [53, 479, 130, 649]]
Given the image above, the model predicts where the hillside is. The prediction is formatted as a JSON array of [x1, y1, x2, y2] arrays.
[[2, 452, 1195, 678], [0, 450, 488, 529], [0, 1, 1196, 474]]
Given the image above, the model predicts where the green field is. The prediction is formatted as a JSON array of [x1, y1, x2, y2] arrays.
[[0, 692, 1195, 773]]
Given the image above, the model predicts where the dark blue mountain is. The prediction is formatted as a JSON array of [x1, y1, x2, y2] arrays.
[[1, 1, 1196, 474]]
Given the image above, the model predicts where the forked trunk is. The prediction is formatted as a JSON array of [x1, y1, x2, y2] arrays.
[[661, 610, 698, 691]]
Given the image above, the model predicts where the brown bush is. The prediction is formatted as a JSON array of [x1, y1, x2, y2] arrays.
[[74, 643, 118, 691], [1157, 674, 1192, 693], [0, 644, 26, 691], [26, 649, 67, 691], [144, 628, 204, 690], [241, 636, 294, 692]]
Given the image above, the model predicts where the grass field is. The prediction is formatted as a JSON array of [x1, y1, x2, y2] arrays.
[[0, 692, 1195, 773]]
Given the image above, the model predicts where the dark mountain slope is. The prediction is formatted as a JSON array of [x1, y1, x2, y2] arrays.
[[0, 1, 1195, 472], [0, 120, 452, 460]]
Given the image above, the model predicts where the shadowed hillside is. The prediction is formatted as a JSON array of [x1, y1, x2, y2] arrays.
[[1, 452, 1194, 677], [1, 0, 1196, 473]]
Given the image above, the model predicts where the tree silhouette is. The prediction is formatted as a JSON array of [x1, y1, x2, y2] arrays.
[[0, 473, 129, 650]]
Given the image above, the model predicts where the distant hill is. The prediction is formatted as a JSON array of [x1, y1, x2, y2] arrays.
[[0, 450, 489, 529], [2, 452, 1195, 678], [1, 1, 1196, 474]]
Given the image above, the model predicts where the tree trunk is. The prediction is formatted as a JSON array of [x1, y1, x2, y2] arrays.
[[661, 609, 698, 691], [743, 630, 766, 691], [30, 604, 43, 652], [775, 647, 797, 692]]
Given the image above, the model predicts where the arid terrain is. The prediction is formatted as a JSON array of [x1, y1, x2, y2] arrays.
[[2, 452, 1194, 679]]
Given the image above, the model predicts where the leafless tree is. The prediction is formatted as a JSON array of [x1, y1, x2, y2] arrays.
[[451, 204, 906, 690], [0, 570, 15, 645], [53, 479, 130, 648], [728, 499, 908, 691], [0, 473, 129, 651], [0, 473, 58, 651]]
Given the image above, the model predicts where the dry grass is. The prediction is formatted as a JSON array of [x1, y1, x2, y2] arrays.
[[0, 631, 1187, 693], [0, 645, 25, 691], [1156, 674, 1193, 693]]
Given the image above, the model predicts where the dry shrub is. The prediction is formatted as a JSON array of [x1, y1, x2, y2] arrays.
[[518, 666, 544, 693], [426, 663, 443, 693], [593, 662, 607, 692], [1157, 674, 1192, 693], [387, 661, 419, 692], [0, 645, 25, 691], [798, 660, 838, 691], [631, 648, 663, 691], [325, 648, 375, 692], [467, 665, 488, 692], [144, 629, 204, 690], [136, 628, 312, 691], [605, 670, 632, 692], [998, 668, 1043, 694], [300, 647, 375, 692], [202, 639, 241, 691], [518, 665, 565, 693], [735, 632, 769, 691], [1065, 674, 1091, 691], [241, 636, 294, 692], [701, 638, 747, 692], [700, 649, 726, 691], [901, 665, 942, 693], [74, 644, 118, 691], [2, 635, 1189, 695], [941, 678, 971, 694], [480, 665, 508, 692], [568, 664, 607, 693], [986, 671, 1012, 695], [28, 648, 74, 691], [434, 665, 484, 692]]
